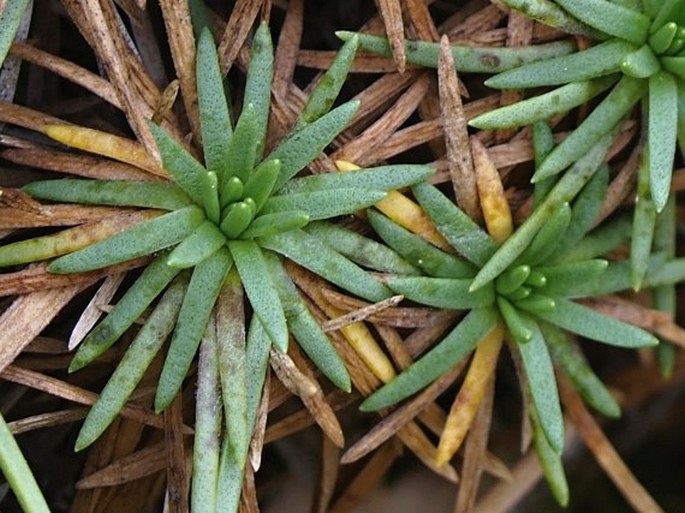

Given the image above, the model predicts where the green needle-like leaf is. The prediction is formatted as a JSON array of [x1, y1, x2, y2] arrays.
[[23, 179, 192, 210], [261, 228, 392, 302], [648, 71, 678, 212], [305, 220, 420, 275], [554, 0, 649, 45], [560, 213, 631, 262], [536, 297, 658, 348], [540, 322, 620, 418], [514, 312, 564, 454], [279, 164, 434, 195], [620, 44, 660, 78], [297, 34, 358, 127], [387, 276, 495, 309], [485, 39, 636, 89], [75, 274, 188, 450], [536, 259, 608, 297], [166, 220, 227, 268], [530, 402, 570, 506], [368, 210, 475, 278], [229, 241, 288, 351], [239, 211, 309, 239], [224, 103, 259, 186], [148, 123, 214, 206], [470, 77, 616, 130], [263, 188, 386, 220], [515, 202, 572, 266], [242, 158, 281, 212], [49, 206, 205, 273], [155, 247, 233, 412], [498, 297, 533, 343], [471, 131, 614, 291], [264, 252, 351, 391], [0, 412, 51, 513], [70, 253, 180, 372], [269, 100, 360, 190], [196, 28, 232, 181], [533, 75, 644, 182], [412, 182, 497, 266], [360, 307, 499, 411], [220, 201, 255, 239], [243, 22, 273, 159], [498, 0, 603, 38], [215, 268, 248, 463], [533, 121, 558, 207], [336, 31, 576, 73], [553, 164, 609, 258]]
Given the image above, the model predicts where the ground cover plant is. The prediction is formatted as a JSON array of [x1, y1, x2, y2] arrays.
[[1, 1, 685, 512]]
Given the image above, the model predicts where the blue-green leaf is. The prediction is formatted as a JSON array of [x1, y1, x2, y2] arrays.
[[263, 188, 386, 220], [387, 276, 495, 309]]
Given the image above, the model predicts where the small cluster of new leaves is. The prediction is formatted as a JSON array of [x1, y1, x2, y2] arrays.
[[353, 121, 685, 505], [0, 22, 431, 512]]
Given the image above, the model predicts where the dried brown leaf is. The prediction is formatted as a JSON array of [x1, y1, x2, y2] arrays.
[[376, 0, 406, 73], [218, 0, 263, 75], [438, 35, 480, 221]]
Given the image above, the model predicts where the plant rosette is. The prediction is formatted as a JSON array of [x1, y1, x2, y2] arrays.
[[0, 23, 432, 512], [354, 121, 685, 505], [341, 1, 685, 289]]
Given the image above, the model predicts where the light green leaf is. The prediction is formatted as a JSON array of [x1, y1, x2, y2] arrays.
[[297, 34, 358, 127], [485, 39, 636, 89], [279, 164, 434, 195], [515, 202, 572, 266], [229, 241, 288, 351], [243, 22, 273, 159], [540, 322, 621, 418], [360, 307, 499, 411], [263, 188, 386, 220], [555, 0, 649, 44], [368, 210, 474, 278], [648, 71, 678, 212], [148, 123, 214, 206], [239, 211, 309, 239], [471, 130, 615, 291], [499, 0, 604, 38], [264, 252, 351, 391], [75, 273, 187, 450], [224, 103, 259, 186], [536, 297, 658, 348], [412, 182, 497, 266], [49, 206, 205, 273], [260, 228, 392, 302], [70, 253, 180, 372], [0, 411, 51, 513], [306, 220, 420, 275], [155, 247, 233, 412], [196, 28, 232, 181], [530, 401, 569, 506], [337, 31, 576, 73], [631, 149, 656, 290], [533, 75, 645, 182], [242, 158, 281, 212], [514, 312, 564, 453], [536, 259, 609, 297], [166, 220, 227, 268], [470, 77, 616, 130], [269, 100, 360, 190], [388, 276, 494, 309], [0, 0, 31, 68], [560, 213, 631, 262], [23, 179, 192, 210]]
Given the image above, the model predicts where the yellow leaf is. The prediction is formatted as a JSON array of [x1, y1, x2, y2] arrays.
[[43, 124, 166, 177], [335, 160, 450, 250], [435, 322, 504, 466]]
